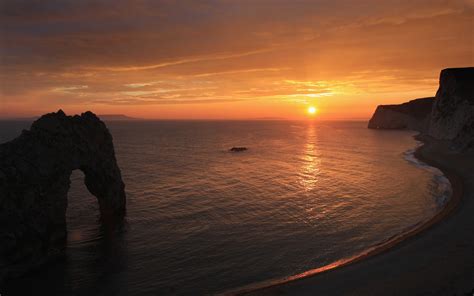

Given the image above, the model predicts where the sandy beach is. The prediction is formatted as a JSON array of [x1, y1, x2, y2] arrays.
[[241, 136, 474, 295]]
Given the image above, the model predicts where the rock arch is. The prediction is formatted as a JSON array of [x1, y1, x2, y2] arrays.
[[0, 110, 126, 280]]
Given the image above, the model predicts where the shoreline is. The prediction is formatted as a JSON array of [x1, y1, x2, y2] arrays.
[[228, 135, 469, 295]]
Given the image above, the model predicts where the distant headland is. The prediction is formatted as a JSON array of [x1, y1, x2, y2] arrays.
[[96, 114, 140, 121]]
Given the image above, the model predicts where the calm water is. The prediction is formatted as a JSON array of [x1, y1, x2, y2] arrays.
[[1, 120, 451, 295]]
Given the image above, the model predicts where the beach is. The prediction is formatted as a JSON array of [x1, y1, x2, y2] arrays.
[[242, 136, 474, 295]]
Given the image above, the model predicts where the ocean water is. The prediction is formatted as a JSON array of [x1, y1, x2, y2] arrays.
[[1, 120, 451, 295]]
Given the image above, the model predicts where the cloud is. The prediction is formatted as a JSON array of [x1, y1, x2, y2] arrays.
[[52, 85, 88, 93], [0, 0, 472, 118], [84, 49, 275, 72]]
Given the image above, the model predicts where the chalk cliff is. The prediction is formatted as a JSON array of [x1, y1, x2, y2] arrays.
[[368, 97, 434, 132], [368, 67, 474, 150], [429, 67, 474, 140], [0, 110, 126, 280]]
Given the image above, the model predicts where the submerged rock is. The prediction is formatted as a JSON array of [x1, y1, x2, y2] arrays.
[[229, 147, 248, 152], [0, 110, 126, 281], [368, 97, 434, 132]]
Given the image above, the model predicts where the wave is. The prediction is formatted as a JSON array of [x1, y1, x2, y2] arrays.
[[403, 141, 452, 207]]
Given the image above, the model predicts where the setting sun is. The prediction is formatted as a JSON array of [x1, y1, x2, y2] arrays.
[[308, 106, 317, 115]]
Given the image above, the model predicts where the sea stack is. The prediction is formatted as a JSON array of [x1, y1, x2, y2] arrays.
[[0, 110, 126, 280]]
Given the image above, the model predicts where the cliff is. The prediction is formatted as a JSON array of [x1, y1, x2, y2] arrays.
[[0, 110, 126, 281], [368, 97, 434, 132], [368, 67, 474, 151], [429, 68, 474, 145]]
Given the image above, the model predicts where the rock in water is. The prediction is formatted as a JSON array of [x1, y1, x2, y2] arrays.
[[367, 97, 434, 132], [230, 147, 248, 152], [0, 110, 126, 281]]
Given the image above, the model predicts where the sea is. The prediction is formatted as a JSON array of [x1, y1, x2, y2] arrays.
[[0, 120, 451, 295]]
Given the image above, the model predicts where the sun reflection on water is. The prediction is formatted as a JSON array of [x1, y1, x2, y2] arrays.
[[299, 122, 321, 191]]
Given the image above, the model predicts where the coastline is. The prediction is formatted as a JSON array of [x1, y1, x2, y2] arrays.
[[232, 135, 473, 295]]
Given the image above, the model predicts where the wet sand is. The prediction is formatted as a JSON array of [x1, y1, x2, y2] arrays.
[[241, 136, 474, 295]]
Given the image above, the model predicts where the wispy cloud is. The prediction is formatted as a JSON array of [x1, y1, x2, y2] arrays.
[[84, 49, 274, 72], [52, 85, 89, 93], [190, 67, 288, 78]]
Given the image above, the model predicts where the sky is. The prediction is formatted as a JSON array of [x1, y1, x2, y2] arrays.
[[0, 0, 473, 120]]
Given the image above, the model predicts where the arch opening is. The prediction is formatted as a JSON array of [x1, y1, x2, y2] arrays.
[[66, 170, 102, 244]]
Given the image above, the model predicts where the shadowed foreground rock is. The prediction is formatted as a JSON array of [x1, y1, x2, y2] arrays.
[[0, 110, 126, 281]]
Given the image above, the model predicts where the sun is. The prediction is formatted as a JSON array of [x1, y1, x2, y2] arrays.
[[307, 106, 317, 115]]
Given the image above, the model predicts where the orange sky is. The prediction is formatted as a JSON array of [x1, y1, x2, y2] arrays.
[[0, 0, 473, 120]]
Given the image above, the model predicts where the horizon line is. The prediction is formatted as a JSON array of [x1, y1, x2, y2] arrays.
[[0, 116, 371, 122]]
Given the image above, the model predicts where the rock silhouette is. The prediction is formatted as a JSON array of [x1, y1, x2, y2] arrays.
[[229, 147, 248, 152], [0, 110, 126, 281]]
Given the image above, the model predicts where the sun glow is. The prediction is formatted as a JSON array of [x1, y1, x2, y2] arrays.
[[307, 106, 317, 115]]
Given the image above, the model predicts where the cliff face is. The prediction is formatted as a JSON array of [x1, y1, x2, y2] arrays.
[[429, 68, 474, 141], [0, 110, 126, 280], [368, 67, 474, 151], [368, 97, 434, 132], [453, 119, 474, 151]]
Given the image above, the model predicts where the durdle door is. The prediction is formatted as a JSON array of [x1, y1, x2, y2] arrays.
[[0, 110, 126, 282]]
